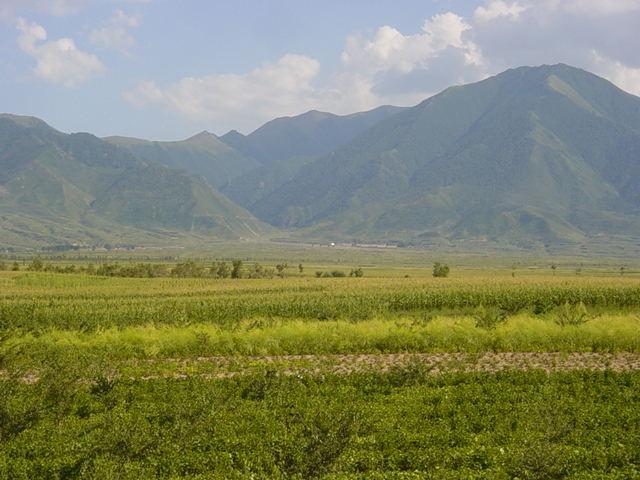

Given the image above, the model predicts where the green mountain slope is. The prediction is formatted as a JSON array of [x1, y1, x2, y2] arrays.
[[220, 105, 405, 210], [104, 131, 259, 189], [221, 105, 405, 165], [0, 115, 268, 248], [256, 64, 640, 249]]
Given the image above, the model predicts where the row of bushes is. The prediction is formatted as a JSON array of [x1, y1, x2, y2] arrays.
[[315, 268, 364, 278], [7, 258, 366, 279]]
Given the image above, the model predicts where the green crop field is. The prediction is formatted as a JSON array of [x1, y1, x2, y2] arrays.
[[1, 256, 639, 478]]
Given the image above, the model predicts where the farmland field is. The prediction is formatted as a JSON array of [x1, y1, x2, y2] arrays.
[[1, 257, 640, 478]]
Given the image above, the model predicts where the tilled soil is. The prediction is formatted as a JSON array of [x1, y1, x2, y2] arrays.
[[137, 352, 640, 379], [5, 352, 640, 383]]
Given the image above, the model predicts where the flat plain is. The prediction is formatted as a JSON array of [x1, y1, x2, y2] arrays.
[[1, 253, 639, 478]]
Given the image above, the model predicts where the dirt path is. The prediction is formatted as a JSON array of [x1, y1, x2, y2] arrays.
[[4, 353, 640, 383], [135, 352, 640, 379]]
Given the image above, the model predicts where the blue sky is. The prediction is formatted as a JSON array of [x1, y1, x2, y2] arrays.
[[1, 0, 639, 139]]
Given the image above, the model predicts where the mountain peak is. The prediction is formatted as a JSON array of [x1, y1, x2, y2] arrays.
[[183, 130, 226, 148], [193, 129, 214, 137], [0, 113, 52, 130], [223, 129, 245, 138], [255, 64, 640, 250]]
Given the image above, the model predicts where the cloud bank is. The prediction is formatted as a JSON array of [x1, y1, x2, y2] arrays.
[[124, 0, 640, 133], [16, 17, 105, 87], [90, 9, 141, 54]]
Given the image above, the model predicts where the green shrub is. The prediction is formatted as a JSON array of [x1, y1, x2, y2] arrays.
[[473, 305, 508, 329], [350, 268, 364, 277], [432, 262, 450, 278], [554, 302, 589, 326], [27, 258, 44, 272]]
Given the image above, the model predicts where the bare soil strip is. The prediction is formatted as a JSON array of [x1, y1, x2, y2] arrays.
[[4, 353, 640, 383], [137, 352, 640, 379]]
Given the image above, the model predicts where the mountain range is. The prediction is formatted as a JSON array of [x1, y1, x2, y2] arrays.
[[2, 64, 639, 253], [0, 114, 266, 248]]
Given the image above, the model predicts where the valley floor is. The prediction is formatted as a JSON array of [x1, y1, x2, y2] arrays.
[[1, 265, 639, 478]]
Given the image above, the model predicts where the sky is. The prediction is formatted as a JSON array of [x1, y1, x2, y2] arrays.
[[1, 0, 640, 140]]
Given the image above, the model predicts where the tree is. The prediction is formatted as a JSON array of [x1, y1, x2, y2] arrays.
[[171, 260, 204, 278], [213, 261, 230, 279], [11, 262, 20, 271], [298, 263, 304, 274], [620, 266, 626, 276], [231, 260, 243, 279], [28, 257, 44, 272], [276, 263, 288, 278], [432, 262, 450, 278], [551, 264, 557, 275], [349, 267, 364, 278]]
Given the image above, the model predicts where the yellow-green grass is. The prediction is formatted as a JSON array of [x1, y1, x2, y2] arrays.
[[1, 270, 639, 371], [4, 314, 639, 368]]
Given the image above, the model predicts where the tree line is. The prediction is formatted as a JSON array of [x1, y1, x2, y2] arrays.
[[1, 258, 364, 279]]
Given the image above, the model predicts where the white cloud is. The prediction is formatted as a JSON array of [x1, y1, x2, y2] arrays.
[[590, 50, 640, 96], [90, 10, 141, 54], [474, 1, 527, 22], [341, 13, 481, 75], [16, 17, 105, 87], [125, 11, 490, 132], [125, 54, 321, 131], [125, 3, 640, 132], [0, 0, 86, 18], [472, 0, 640, 94]]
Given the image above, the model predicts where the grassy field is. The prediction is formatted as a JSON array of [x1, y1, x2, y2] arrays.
[[1, 260, 639, 478]]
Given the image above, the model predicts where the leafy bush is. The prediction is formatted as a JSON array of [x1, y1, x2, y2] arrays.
[[0, 371, 638, 478], [210, 261, 230, 278], [231, 260, 243, 279], [554, 302, 589, 326], [473, 305, 508, 329], [275, 263, 288, 278], [27, 258, 44, 272], [432, 262, 450, 278], [349, 268, 364, 277]]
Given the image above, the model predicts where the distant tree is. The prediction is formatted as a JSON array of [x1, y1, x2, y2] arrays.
[[171, 260, 204, 278], [315, 271, 323, 278], [11, 261, 20, 271], [0, 261, 6, 271], [349, 267, 364, 278], [63, 264, 77, 274], [213, 261, 230, 279], [28, 257, 44, 272], [298, 263, 304, 274], [231, 260, 243, 279], [246, 262, 274, 279], [276, 263, 288, 278], [432, 262, 450, 278], [620, 266, 626, 276], [551, 264, 557, 275]]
